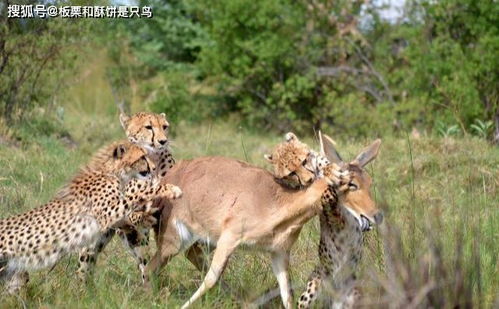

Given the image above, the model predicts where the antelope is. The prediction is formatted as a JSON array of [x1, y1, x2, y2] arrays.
[[146, 136, 382, 308]]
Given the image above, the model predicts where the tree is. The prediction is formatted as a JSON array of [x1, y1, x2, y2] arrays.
[[0, 0, 93, 122]]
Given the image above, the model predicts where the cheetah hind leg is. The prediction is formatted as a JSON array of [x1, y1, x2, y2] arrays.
[[76, 229, 115, 281], [298, 268, 323, 309], [2, 271, 29, 294], [332, 285, 360, 309]]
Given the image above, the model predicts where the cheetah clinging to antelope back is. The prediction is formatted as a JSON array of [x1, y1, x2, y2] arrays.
[[0, 142, 181, 293]]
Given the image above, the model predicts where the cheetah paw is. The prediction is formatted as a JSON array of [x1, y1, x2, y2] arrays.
[[326, 163, 350, 186], [141, 214, 158, 229], [163, 185, 182, 199]]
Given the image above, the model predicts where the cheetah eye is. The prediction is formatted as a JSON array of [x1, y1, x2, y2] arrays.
[[348, 182, 358, 191], [163, 125, 168, 130], [139, 171, 149, 177], [145, 125, 153, 130]]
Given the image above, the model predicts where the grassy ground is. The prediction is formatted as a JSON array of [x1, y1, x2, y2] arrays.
[[0, 56, 497, 308], [0, 115, 497, 308]]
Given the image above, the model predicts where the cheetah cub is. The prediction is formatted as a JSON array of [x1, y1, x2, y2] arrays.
[[0, 142, 181, 293], [264, 132, 342, 187]]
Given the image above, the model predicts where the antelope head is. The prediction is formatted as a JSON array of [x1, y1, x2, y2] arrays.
[[320, 132, 383, 231]]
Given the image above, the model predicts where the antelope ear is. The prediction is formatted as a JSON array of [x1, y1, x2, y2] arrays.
[[319, 132, 343, 165], [264, 154, 273, 162], [353, 139, 381, 167], [113, 144, 127, 160], [119, 113, 130, 130]]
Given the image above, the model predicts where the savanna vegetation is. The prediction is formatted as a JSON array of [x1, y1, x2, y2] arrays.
[[0, 0, 497, 308]]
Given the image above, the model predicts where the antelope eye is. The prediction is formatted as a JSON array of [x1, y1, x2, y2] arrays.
[[145, 125, 153, 130], [348, 182, 358, 191]]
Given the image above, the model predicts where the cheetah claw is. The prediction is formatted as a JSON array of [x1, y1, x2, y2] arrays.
[[162, 185, 182, 199]]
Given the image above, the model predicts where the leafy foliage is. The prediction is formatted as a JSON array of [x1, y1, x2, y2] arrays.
[[0, 0, 95, 122], [1, 0, 498, 141], [372, 0, 499, 139]]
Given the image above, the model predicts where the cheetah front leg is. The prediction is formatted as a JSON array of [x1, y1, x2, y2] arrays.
[[117, 228, 150, 284], [116, 204, 162, 284], [124, 181, 182, 214], [106, 181, 181, 284], [97, 180, 181, 233]]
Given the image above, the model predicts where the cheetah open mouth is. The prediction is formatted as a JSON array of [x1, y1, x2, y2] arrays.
[[360, 215, 373, 232]]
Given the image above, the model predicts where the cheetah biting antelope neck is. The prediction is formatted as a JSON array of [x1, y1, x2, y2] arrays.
[[297, 132, 383, 309]]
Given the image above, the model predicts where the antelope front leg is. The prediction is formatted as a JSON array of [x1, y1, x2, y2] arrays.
[[271, 250, 293, 309], [180, 233, 239, 309]]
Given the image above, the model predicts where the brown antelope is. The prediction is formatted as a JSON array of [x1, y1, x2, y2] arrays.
[[146, 137, 382, 308]]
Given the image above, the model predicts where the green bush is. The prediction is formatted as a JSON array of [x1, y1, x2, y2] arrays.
[[147, 71, 202, 123], [5, 0, 494, 140], [98, 0, 498, 139], [0, 1, 93, 123], [371, 0, 499, 139]]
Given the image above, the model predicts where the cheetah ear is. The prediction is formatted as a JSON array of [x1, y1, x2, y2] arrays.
[[319, 131, 343, 165], [284, 132, 297, 142], [352, 139, 381, 167], [119, 113, 130, 130], [160, 113, 166, 119], [264, 154, 273, 162], [113, 144, 127, 160]]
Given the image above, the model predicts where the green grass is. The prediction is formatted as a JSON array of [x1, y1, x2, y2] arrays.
[[0, 113, 497, 307]]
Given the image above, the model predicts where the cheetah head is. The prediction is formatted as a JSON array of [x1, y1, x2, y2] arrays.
[[120, 112, 170, 153], [264, 132, 318, 187], [111, 143, 157, 182]]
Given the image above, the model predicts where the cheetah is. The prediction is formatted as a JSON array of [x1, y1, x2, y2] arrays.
[[77, 112, 176, 283], [0, 142, 182, 293], [264, 132, 333, 187], [265, 132, 382, 308]]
